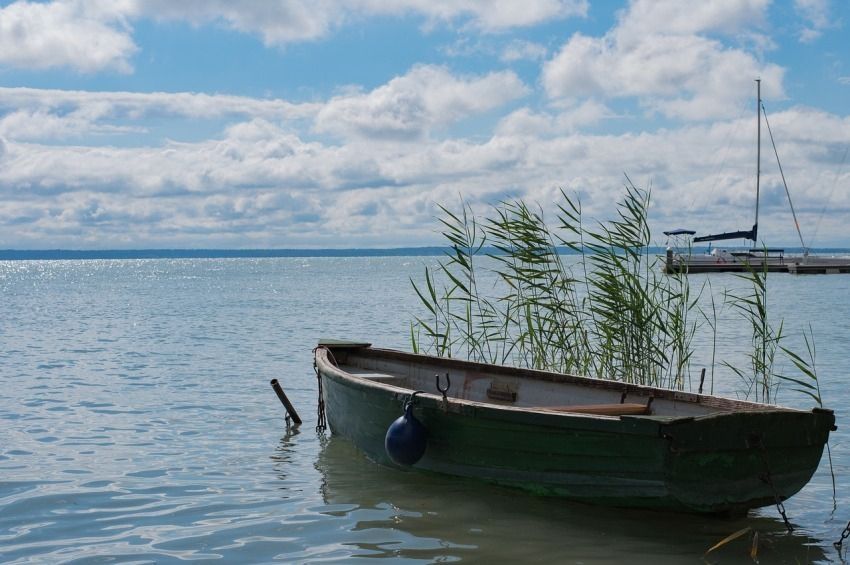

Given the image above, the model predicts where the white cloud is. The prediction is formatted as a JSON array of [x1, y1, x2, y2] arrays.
[[496, 100, 613, 136], [141, 0, 589, 39], [0, 0, 137, 73], [542, 0, 782, 120], [135, 0, 342, 45], [794, 0, 831, 43], [0, 119, 310, 197], [500, 40, 549, 62], [314, 66, 529, 140], [1, 0, 848, 251], [391, 0, 588, 31], [0, 65, 529, 147], [0, 87, 318, 120], [615, 0, 769, 41], [3, 101, 849, 247], [495, 108, 555, 137], [0, 1, 589, 74], [0, 109, 146, 141], [0, 87, 319, 141]]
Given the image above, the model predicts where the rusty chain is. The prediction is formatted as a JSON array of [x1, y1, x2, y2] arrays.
[[313, 347, 327, 434]]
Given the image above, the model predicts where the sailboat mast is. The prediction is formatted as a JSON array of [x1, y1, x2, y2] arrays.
[[754, 78, 761, 243], [690, 79, 765, 245]]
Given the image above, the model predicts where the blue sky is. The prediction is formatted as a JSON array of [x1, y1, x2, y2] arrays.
[[0, 0, 848, 248]]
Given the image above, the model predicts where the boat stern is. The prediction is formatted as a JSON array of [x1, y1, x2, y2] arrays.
[[659, 408, 834, 514]]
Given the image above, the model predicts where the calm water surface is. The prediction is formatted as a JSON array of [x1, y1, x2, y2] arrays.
[[1, 257, 849, 563]]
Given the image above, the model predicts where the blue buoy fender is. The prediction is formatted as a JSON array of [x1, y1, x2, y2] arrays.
[[384, 396, 427, 466]]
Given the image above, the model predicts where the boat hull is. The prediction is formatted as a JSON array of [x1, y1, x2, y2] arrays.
[[317, 346, 834, 514]]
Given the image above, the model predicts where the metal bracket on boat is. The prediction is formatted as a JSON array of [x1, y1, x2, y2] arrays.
[[436, 373, 450, 400], [487, 382, 517, 403], [436, 373, 450, 411], [406, 390, 424, 411]]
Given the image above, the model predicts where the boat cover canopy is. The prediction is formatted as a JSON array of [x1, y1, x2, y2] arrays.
[[693, 224, 757, 243], [663, 229, 697, 236]]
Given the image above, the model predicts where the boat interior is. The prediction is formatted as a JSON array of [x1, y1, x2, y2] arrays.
[[321, 346, 777, 419]]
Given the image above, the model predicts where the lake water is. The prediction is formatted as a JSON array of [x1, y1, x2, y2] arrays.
[[1, 256, 849, 563]]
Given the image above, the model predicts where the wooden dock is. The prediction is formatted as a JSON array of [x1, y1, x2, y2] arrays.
[[787, 260, 850, 275], [664, 249, 850, 275]]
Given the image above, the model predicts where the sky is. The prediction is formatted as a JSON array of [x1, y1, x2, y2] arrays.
[[0, 0, 848, 249]]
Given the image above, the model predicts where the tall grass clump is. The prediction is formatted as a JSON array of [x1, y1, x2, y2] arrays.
[[410, 180, 701, 389], [411, 183, 826, 405]]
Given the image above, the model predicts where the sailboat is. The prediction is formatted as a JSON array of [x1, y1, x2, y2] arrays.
[[664, 80, 850, 274]]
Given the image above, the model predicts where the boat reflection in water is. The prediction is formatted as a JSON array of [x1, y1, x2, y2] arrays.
[[310, 435, 827, 564]]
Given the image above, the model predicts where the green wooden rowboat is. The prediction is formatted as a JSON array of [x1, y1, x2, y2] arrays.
[[314, 342, 835, 514]]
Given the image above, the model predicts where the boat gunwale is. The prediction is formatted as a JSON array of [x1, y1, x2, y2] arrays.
[[318, 348, 640, 426], [316, 345, 818, 421]]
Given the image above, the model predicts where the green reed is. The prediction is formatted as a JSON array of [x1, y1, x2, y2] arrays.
[[411, 180, 699, 389], [411, 182, 824, 403]]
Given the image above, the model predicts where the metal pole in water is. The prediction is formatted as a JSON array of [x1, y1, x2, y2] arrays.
[[270, 379, 302, 425]]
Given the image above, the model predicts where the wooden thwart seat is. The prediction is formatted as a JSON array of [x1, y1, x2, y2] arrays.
[[540, 402, 653, 416]]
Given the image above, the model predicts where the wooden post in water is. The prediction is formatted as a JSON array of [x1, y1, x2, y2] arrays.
[[270, 379, 302, 425]]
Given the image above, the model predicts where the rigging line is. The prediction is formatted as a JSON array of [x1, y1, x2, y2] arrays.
[[810, 145, 849, 246], [761, 102, 807, 253]]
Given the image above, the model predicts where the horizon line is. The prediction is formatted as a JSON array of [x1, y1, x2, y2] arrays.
[[3, 245, 850, 261]]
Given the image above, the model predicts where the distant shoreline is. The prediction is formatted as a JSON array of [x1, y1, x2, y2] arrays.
[[2, 248, 450, 260], [3, 247, 850, 261]]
